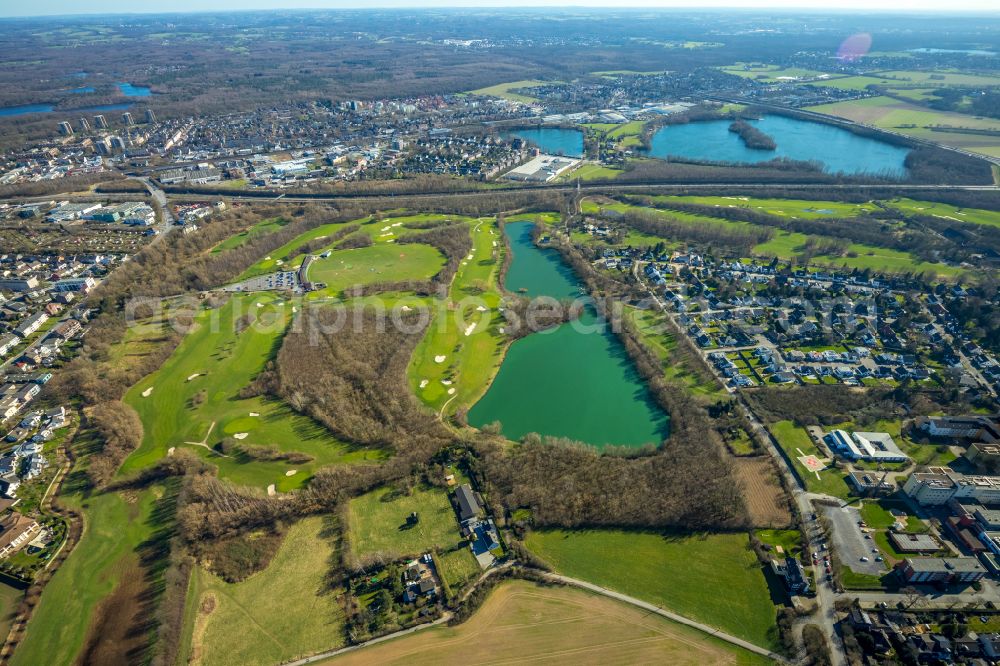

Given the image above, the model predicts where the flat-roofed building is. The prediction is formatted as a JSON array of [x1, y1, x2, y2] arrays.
[[825, 429, 908, 463], [904, 472, 957, 506], [897, 557, 986, 584], [889, 532, 942, 553]]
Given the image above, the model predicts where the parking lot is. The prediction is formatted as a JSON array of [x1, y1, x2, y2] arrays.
[[822, 504, 887, 576], [224, 271, 300, 293]]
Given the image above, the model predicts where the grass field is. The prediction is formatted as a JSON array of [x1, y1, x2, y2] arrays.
[[525, 529, 782, 650], [720, 63, 831, 83], [347, 484, 461, 563], [0, 583, 21, 646], [769, 421, 852, 499], [562, 163, 624, 181], [625, 306, 725, 399], [122, 293, 381, 491], [436, 547, 480, 590], [468, 79, 549, 103], [237, 217, 368, 279], [322, 580, 771, 666], [886, 197, 1000, 229], [189, 516, 345, 666], [408, 216, 507, 414], [585, 196, 963, 279], [308, 243, 445, 296], [11, 487, 162, 666], [875, 69, 1000, 87], [212, 216, 288, 253], [806, 95, 1000, 157]]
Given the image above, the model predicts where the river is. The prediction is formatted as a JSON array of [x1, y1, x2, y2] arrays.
[[467, 221, 668, 449]]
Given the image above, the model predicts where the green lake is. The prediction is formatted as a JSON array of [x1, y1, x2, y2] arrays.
[[468, 221, 668, 449]]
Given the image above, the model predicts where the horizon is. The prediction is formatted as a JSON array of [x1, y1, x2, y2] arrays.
[[4, 1, 1000, 19]]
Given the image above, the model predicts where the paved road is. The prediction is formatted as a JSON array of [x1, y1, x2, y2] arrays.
[[631, 260, 847, 666]]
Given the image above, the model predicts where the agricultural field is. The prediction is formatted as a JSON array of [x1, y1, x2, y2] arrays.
[[467, 79, 550, 103], [735, 457, 794, 529], [408, 217, 506, 414], [874, 69, 1000, 87], [524, 529, 782, 650], [122, 293, 382, 492], [347, 484, 461, 563], [322, 580, 770, 666], [187, 516, 345, 666], [806, 96, 1000, 157]]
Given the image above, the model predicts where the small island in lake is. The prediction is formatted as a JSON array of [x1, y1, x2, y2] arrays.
[[728, 120, 777, 151]]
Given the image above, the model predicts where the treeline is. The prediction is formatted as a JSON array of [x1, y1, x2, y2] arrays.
[[609, 206, 773, 255], [84, 401, 145, 488], [0, 172, 125, 199], [398, 223, 473, 289], [501, 294, 583, 339], [728, 120, 777, 150], [480, 438, 746, 530], [619, 194, 984, 268]]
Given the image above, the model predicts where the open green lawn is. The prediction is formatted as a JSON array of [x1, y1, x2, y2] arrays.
[[308, 243, 445, 297], [652, 195, 879, 219], [625, 306, 725, 399], [769, 420, 852, 499], [436, 547, 480, 590], [12, 487, 163, 666], [190, 516, 345, 666], [757, 529, 802, 558], [347, 484, 461, 562], [860, 499, 926, 533], [886, 197, 1000, 229], [468, 79, 549, 103], [212, 217, 288, 253], [123, 293, 381, 491], [238, 217, 369, 279], [0, 583, 22, 650], [720, 63, 832, 83], [525, 529, 782, 651], [563, 163, 624, 181], [408, 217, 507, 414]]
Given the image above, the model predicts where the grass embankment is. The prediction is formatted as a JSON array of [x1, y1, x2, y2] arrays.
[[407, 216, 506, 414], [321, 580, 771, 666], [525, 529, 782, 651], [347, 484, 461, 563], [123, 293, 381, 491], [188, 516, 345, 666]]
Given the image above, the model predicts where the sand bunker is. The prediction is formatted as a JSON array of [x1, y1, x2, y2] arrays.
[[267, 484, 276, 496], [401, 305, 412, 312], [249, 412, 260, 417], [447, 388, 456, 395], [434, 355, 447, 363], [141, 387, 154, 397], [233, 433, 249, 440], [441, 379, 452, 386], [256, 302, 263, 307], [167, 447, 175, 456], [186, 373, 201, 381], [464, 323, 476, 336], [419, 379, 429, 388], [285, 470, 297, 477], [476, 306, 487, 312]]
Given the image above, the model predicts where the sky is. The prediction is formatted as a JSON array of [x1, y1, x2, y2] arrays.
[[2, 0, 999, 17]]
